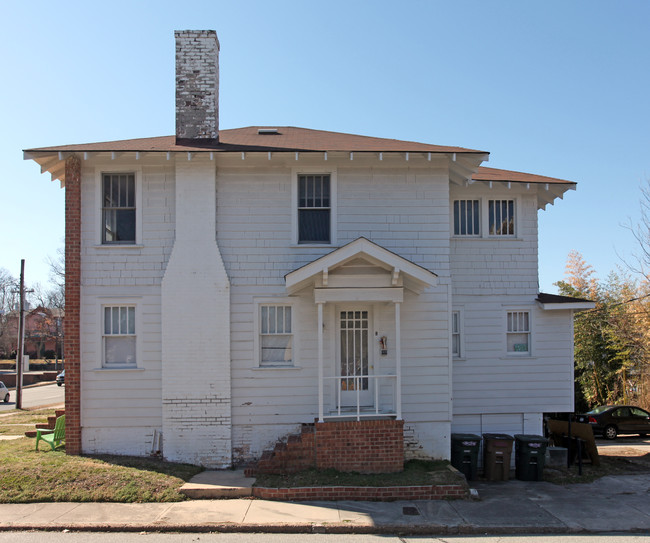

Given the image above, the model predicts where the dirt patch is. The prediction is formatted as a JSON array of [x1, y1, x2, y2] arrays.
[[544, 449, 650, 484]]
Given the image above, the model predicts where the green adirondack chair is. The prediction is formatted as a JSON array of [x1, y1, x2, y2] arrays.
[[35, 414, 65, 451]]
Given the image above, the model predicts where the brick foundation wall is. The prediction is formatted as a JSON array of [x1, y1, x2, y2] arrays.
[[64, 155, 82, 455], [253, 484, 468, 501], [315, 419, 404, 473]]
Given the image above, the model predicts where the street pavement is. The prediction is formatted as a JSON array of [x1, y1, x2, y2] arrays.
[[0, 474, 649, 534], [0, 380, 64, 412]]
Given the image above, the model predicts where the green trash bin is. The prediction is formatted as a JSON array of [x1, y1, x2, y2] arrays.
[[514, 434, 548, 481], [482, 433, 514, 481], [451, 433, 481, 481]]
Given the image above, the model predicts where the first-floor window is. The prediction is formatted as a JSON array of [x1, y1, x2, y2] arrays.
[[452, 311, 461, 358], [260, 305, 293, 366], [506, 311, 530, 354], [103, 306, 136, 367]]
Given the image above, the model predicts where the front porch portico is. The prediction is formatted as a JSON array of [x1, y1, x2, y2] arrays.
[[285, 237, 438, 422]]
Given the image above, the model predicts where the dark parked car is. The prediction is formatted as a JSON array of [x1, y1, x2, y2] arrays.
[[56, 370, 64, 386], [582, 405, 650, 440]]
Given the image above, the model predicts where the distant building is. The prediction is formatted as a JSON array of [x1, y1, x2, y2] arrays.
[[1, 306, 64, 359]]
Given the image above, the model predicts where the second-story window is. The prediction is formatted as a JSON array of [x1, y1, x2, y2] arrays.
[[102, 173, 136, 244], [298, 174, 330, 244], [453, 200, 480, 236], [489, 199, 515, 236]]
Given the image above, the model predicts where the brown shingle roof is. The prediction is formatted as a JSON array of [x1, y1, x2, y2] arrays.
[[536, 293, 593, 304], [24, 126, 487, 154], [472, 166, 575, 185]]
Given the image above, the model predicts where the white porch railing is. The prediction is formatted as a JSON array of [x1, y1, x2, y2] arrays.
[[324, 374, 398, 421]]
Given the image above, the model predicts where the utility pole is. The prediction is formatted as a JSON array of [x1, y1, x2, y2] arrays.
[[16, 259, 25, 409]]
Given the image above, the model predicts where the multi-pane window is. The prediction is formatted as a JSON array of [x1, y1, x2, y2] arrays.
[[260, 305, 293, 366], [452, 311, 461, 358], [489, 199, 515, 236], [103, 306, 136, 367], [298, 174, 330, 244], [102, 173, 136, 244], [453, 200, 480, 236], [506, 311, 530, 354]]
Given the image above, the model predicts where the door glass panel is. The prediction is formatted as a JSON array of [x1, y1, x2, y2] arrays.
[[340, 310, 369, 391]]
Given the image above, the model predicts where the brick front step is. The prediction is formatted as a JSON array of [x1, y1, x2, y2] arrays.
[[253, 483, 469, 501], [25, 409, 66, 438], [246, 419, 404, 476]]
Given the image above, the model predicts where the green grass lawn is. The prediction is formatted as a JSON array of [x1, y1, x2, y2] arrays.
[[0, 409, 202, 503], [3, 408, 648, 503]]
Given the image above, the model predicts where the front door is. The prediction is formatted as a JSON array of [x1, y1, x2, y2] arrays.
[[338, 308, 373, 407]]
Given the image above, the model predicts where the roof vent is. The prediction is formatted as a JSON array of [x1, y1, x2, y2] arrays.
[[258, 128, 279, 135]]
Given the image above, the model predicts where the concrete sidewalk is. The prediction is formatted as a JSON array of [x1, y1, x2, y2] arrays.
[[0, 474, 649, 534]]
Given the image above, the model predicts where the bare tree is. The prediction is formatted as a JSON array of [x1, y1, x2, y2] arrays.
[[626, 179, 650, 280], [46, 245, 65, 311], [0, 268, 18, 358]]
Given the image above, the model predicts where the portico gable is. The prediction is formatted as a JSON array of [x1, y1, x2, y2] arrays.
[[285, 238, 438, 422]]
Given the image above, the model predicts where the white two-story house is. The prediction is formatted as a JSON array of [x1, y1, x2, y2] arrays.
[[24, 30, 592, 470]]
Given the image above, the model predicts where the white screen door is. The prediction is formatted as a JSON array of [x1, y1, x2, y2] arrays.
[[338, 308, 373, 407]]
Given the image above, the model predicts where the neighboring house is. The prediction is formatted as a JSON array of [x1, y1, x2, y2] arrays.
[[1, 306, 64, 360], [24, 31, 593, 469]]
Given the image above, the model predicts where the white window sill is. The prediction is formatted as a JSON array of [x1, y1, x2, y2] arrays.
[[92, 366, 144, 372], [93, 244, 144, 250], [451, 237, 523, 242], [501, 356, 535, 360], [252, 366, 302, 371], [453, 357, 466, 362], [290, 244, 337, 249]]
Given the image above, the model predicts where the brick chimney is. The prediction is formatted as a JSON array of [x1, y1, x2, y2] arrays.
[[175, 30, 220, 143]]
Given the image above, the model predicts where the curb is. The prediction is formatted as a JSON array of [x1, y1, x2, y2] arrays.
[[0, 523, 599, 535]]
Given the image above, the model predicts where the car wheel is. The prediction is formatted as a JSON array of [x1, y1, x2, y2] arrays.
[[604, 425, 617, 440], [57, 382, 62, 387], [3, 393, 8, 403]]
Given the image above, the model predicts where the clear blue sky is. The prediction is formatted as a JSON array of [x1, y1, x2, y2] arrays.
[[2, 0, 649, 292]]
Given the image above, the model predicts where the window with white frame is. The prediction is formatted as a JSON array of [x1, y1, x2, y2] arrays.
[[103, 306, 136, 367], [298, 174, 331, 244], [102, 173, 136, 244], [506, 311, 530, 354], [489, 199, 515, 236], [452, 310, 461, 358], [260, 305, 293, 366], [453, 200, 480, 236]]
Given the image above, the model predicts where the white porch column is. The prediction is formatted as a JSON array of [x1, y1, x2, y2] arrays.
[[395, 301, 402, 420], [318, 302, 324, 422]]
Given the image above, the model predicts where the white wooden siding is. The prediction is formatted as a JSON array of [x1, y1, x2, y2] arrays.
[[79, 158, 174, 455], [76, 150, 574, 464], [218, 163, 453, 460], [450, 183, 575, 421]]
